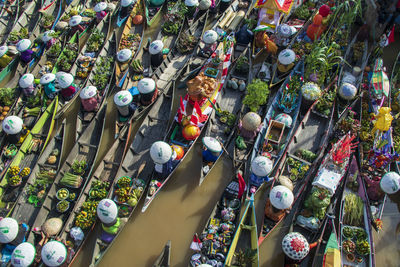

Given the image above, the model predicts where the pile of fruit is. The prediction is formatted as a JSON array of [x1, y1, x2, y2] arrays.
[[56, 200, 69, 213], [75, 200, 99, 229], [88, 180, 110, 200], [8, 175, 21, 186], [57, 188, 69, 200], [114, 176, 144, 207], [9, 166, 20, 176], [119, 33, 141, 52], [47, 149, 60, 165], [20, 167, 30, 177]]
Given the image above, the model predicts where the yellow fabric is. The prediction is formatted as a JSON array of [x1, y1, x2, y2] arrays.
[[0, 54, 12, 68], [372, 107, 393, 134], [102, 218, 121, 235], [324, 248, 341, 267]]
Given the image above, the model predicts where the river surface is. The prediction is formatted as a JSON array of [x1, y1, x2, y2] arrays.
[[41, 14, 400, 267]]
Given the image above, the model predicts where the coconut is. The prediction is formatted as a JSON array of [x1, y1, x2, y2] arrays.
[[242, 112, 261, 131]]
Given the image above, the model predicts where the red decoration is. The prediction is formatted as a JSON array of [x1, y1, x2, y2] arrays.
[[318, 4, 330, 17], [290, 237, 305, 252]]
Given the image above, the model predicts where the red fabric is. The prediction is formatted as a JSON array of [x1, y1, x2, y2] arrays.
[[397, 0, 400, 8], [177, 96, 185, 122], [61, 86, 76, 99], [81, 97, 99, 112], [237, 171, 246, 199], [388, 25, 395, 44], [318, 5, 330, 17]]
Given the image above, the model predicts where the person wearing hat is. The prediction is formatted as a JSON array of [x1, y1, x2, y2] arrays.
[[264, 185, 294, 222], [185, 0, 199, 17], [95, 2, 108, 22], [306, 14, 325, 42], [249, 156, 272, 194], [0, 218, 29, 264], [275, 24, 296, 47], [41, 73, 58, 100], [150, 141, 178, 178], [56, 72, 77, 101], [200, 30, 218, 57], [120, 0, 135, 18], [41, 30, 56, 49], [39, 239, 73, 267], [3, 116, 28, 144], [0, 45, 14, 68], [69, 15, 85, 35], [116, 48, 133, 72], [149, 40, 164, 68], [114, 90, 134, 120], [202, 137, 222, 163], [97, 199, 120, 244], [277, 49, 296, 75], [17, 39, 34, 63], [11, 242, 36, 267], [137, 77, 158, 105], [219, 0, 231, 13], [282, 232, 319, 265], [19, 73, 37, 97], [253, 25, 277, 55], [235, 24, 254, 46], [80, 85, 100, 112], [238, 112, 262, 140]]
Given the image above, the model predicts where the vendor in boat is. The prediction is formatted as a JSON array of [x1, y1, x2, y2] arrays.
[[41, 73, 58, 100], [69, 15, 85, 34], [138, 77, 158, 105], [40, 239, 73, 267], [41, 30, 56, 49], [56, 72, 77, 101], [0, 45, 15, 68], [150, 141, 179, 178], [253, 25, 277, 56], [17, 39, 34, 64], [275, 24, 296, 47], [94, 2, 108, 22], [185, 0, 199, 17], [11, 242, 36, 267], [202, 136, 222, 163], [149, 40, 164, 68], [305, 14, 324, 42], [116, 48, 133, 72], [97, 199, 121, 243], [3, 116, 28, 145], [282, 232, 318, 266], [19, 73, 37, 97], [380, 171, 400, 194], [120, 0, 135, 18], [199, 0, 212, 12], [0, 218, 29, 263], [238, 112, 262, 140], [201, 30, 218, 57], [235, 24, 254, 46], [114, 90, 134, 120], [264, 185, 294, 222], [249, 156, 272, 194], [277, 49, 296, 75], [80, 85, 100, 112]]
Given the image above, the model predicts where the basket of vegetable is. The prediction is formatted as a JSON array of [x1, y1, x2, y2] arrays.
[[342, 226, 355, 239], [56, 200, 70, 213], [342, 239, 356, 254], [60, 172, 83, 188], [68, 193, 76, 201], [116, 176, 132, 188], [205, 68, 219, 78], [8, 175, 22, 187], [356, 239, 370, 255], [88, 188, 107, 200], [71, 159, 87, 175], [20, 167, 31, 178], [56, 188, 69, 200]]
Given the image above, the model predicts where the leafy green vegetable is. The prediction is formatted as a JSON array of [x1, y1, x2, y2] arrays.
[[242, 79, 270, 112], [93, 56, 113, 90], [344, 193, 364, 226], [87, 29, 105, 52], [0, 87, 16, 106], [304, 187, 331, 220]]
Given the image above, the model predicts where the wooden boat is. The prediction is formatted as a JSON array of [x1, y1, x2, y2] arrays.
[[282, 133, 354, 267], [115, 0, 146, 88], [199, 46, 251, 185], [11, 119, 66, 227], [144, 0, 164, 26], [258, 80, 336, 245], [188, 172, 245, 267], [141, 39, 234, 212], [248, 60, 304, 196], [89, 81, 174, 266], [0, 97, 58, 218], [26, 103, 106, 247], [76, 31, 117, 138], [153, 240, 171, 267], [0, 0, 21, 43], [225, 196, 259, 267], [58, 122, 130, 266], [338, 155, 375, 267]]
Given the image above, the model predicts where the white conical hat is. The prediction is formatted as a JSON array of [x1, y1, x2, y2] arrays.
[[11, 242, 36, 267], [80, 85, 97, 99], [0, 218, 19, 243], [301, 82, 321, 101], [42, 30, 55, 42], [277, 24, 294, 38], [251, 156, 272, 177], [275, 113, 293, 128], [149, 40, 164, 55], [282, 232, 310, 260], [202, 137, 222, 153], [94, 2, 108, 12], [56, 73, 74, 88], [19, 73, 34, 88], [199, 0, 211, 10], [138, 78, 156, 94], [278, 49, 295, 65], [2, 116, 23, 135], [150, 141, 173, 164], [185, 0, 199, 7], [40, 73, 56, 85], [114, 90, 133, 106], [41, 241, 67, 267], [380, 172, 400, 194], [269, 185, 294, 209], [55, 71, 66, 80], [69, 15, 82, 27], [16, 39, 31, 52], [242, 112, 261, 131], [253, 25, 269, 32], [116, 49, 132, 62], [203, 30, 218, 44], [121, 0, 134, 7], [339, 83, 357, 101], [97, 199, 118, 224], [0, 45, 8, 57]]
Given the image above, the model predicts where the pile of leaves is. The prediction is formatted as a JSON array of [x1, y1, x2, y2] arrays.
[[343, 193, 364, 226], [58, 44, 78, 71], [61, 7, 79, 21], [315, 87, 336, 116], [0, 87, 16, 107], [47, 41, 62, 57], [8, 27, 28, 42], [304, 187, 331, 220], [234, 56, 249, 75], [287, 157, 310, 181], [87, 29, 105, 52], [93, 56, 113, 90], [216, 109, 236, 127], [352, 41, 364, 63], [26, 168, 57, 206], [119, 33, 141, 52], [243, 79, 270, 112], [82, 9, 96, 18], [177, 33, 198, 54], [161, 1, 186, 35], [295, 149, 317, 163], [40, 14, 55, 28]]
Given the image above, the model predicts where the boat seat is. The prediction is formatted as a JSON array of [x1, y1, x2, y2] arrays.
[[38, 163, 56, 169], [241, 224, 256, 230], [78, 142, 97, 149], [171, 139, 189, 147], [104, 160, 120, 166]]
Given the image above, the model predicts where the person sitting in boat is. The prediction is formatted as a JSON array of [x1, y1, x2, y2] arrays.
[[200, 30, 218, 57], [97, 199, 121, 244], [3, 116, 28, 145], [238, 112, 262, 140], [56, 72, 77, 101], [80, 85, 100, 112], [185, 0, 199, 17], [249, 155, 272, 194], [264, 185, 294, 222], [11, 242, 37, 267], [95, 2, 108, 22], [137, 77, 158, 105], [199, 0, 213, 13], [253, 25, 277, 56], [282, 232, 318, 266], [305, 14, 325, 42], [235, 24, 254, 46], [274, 24, 296, 47], [39, 239, 73, 267], [120, 0, 135, 18], [41, 30, 57, 49], [0, 218, 30, 264], [69, 15, 85, 34], [149, 40, 164, 68], [19, 73, 37, 97], [17, 39, 34, 63], [41, 73, 58, 100], [114, 90, 135, 120], [150, 141, 179, 178], [277, 49, 296, 75], [0, 45, 15, 68], [202, 137, 222, 163]]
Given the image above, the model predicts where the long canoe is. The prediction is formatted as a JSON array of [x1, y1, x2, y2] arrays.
[[11, 119, 66, 227], [0, 0, 21, 43], [89, 80, 174, 266], [310, 216, 338, 267], [144, 0, 164, 26], [153, 240, 171, 267]]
